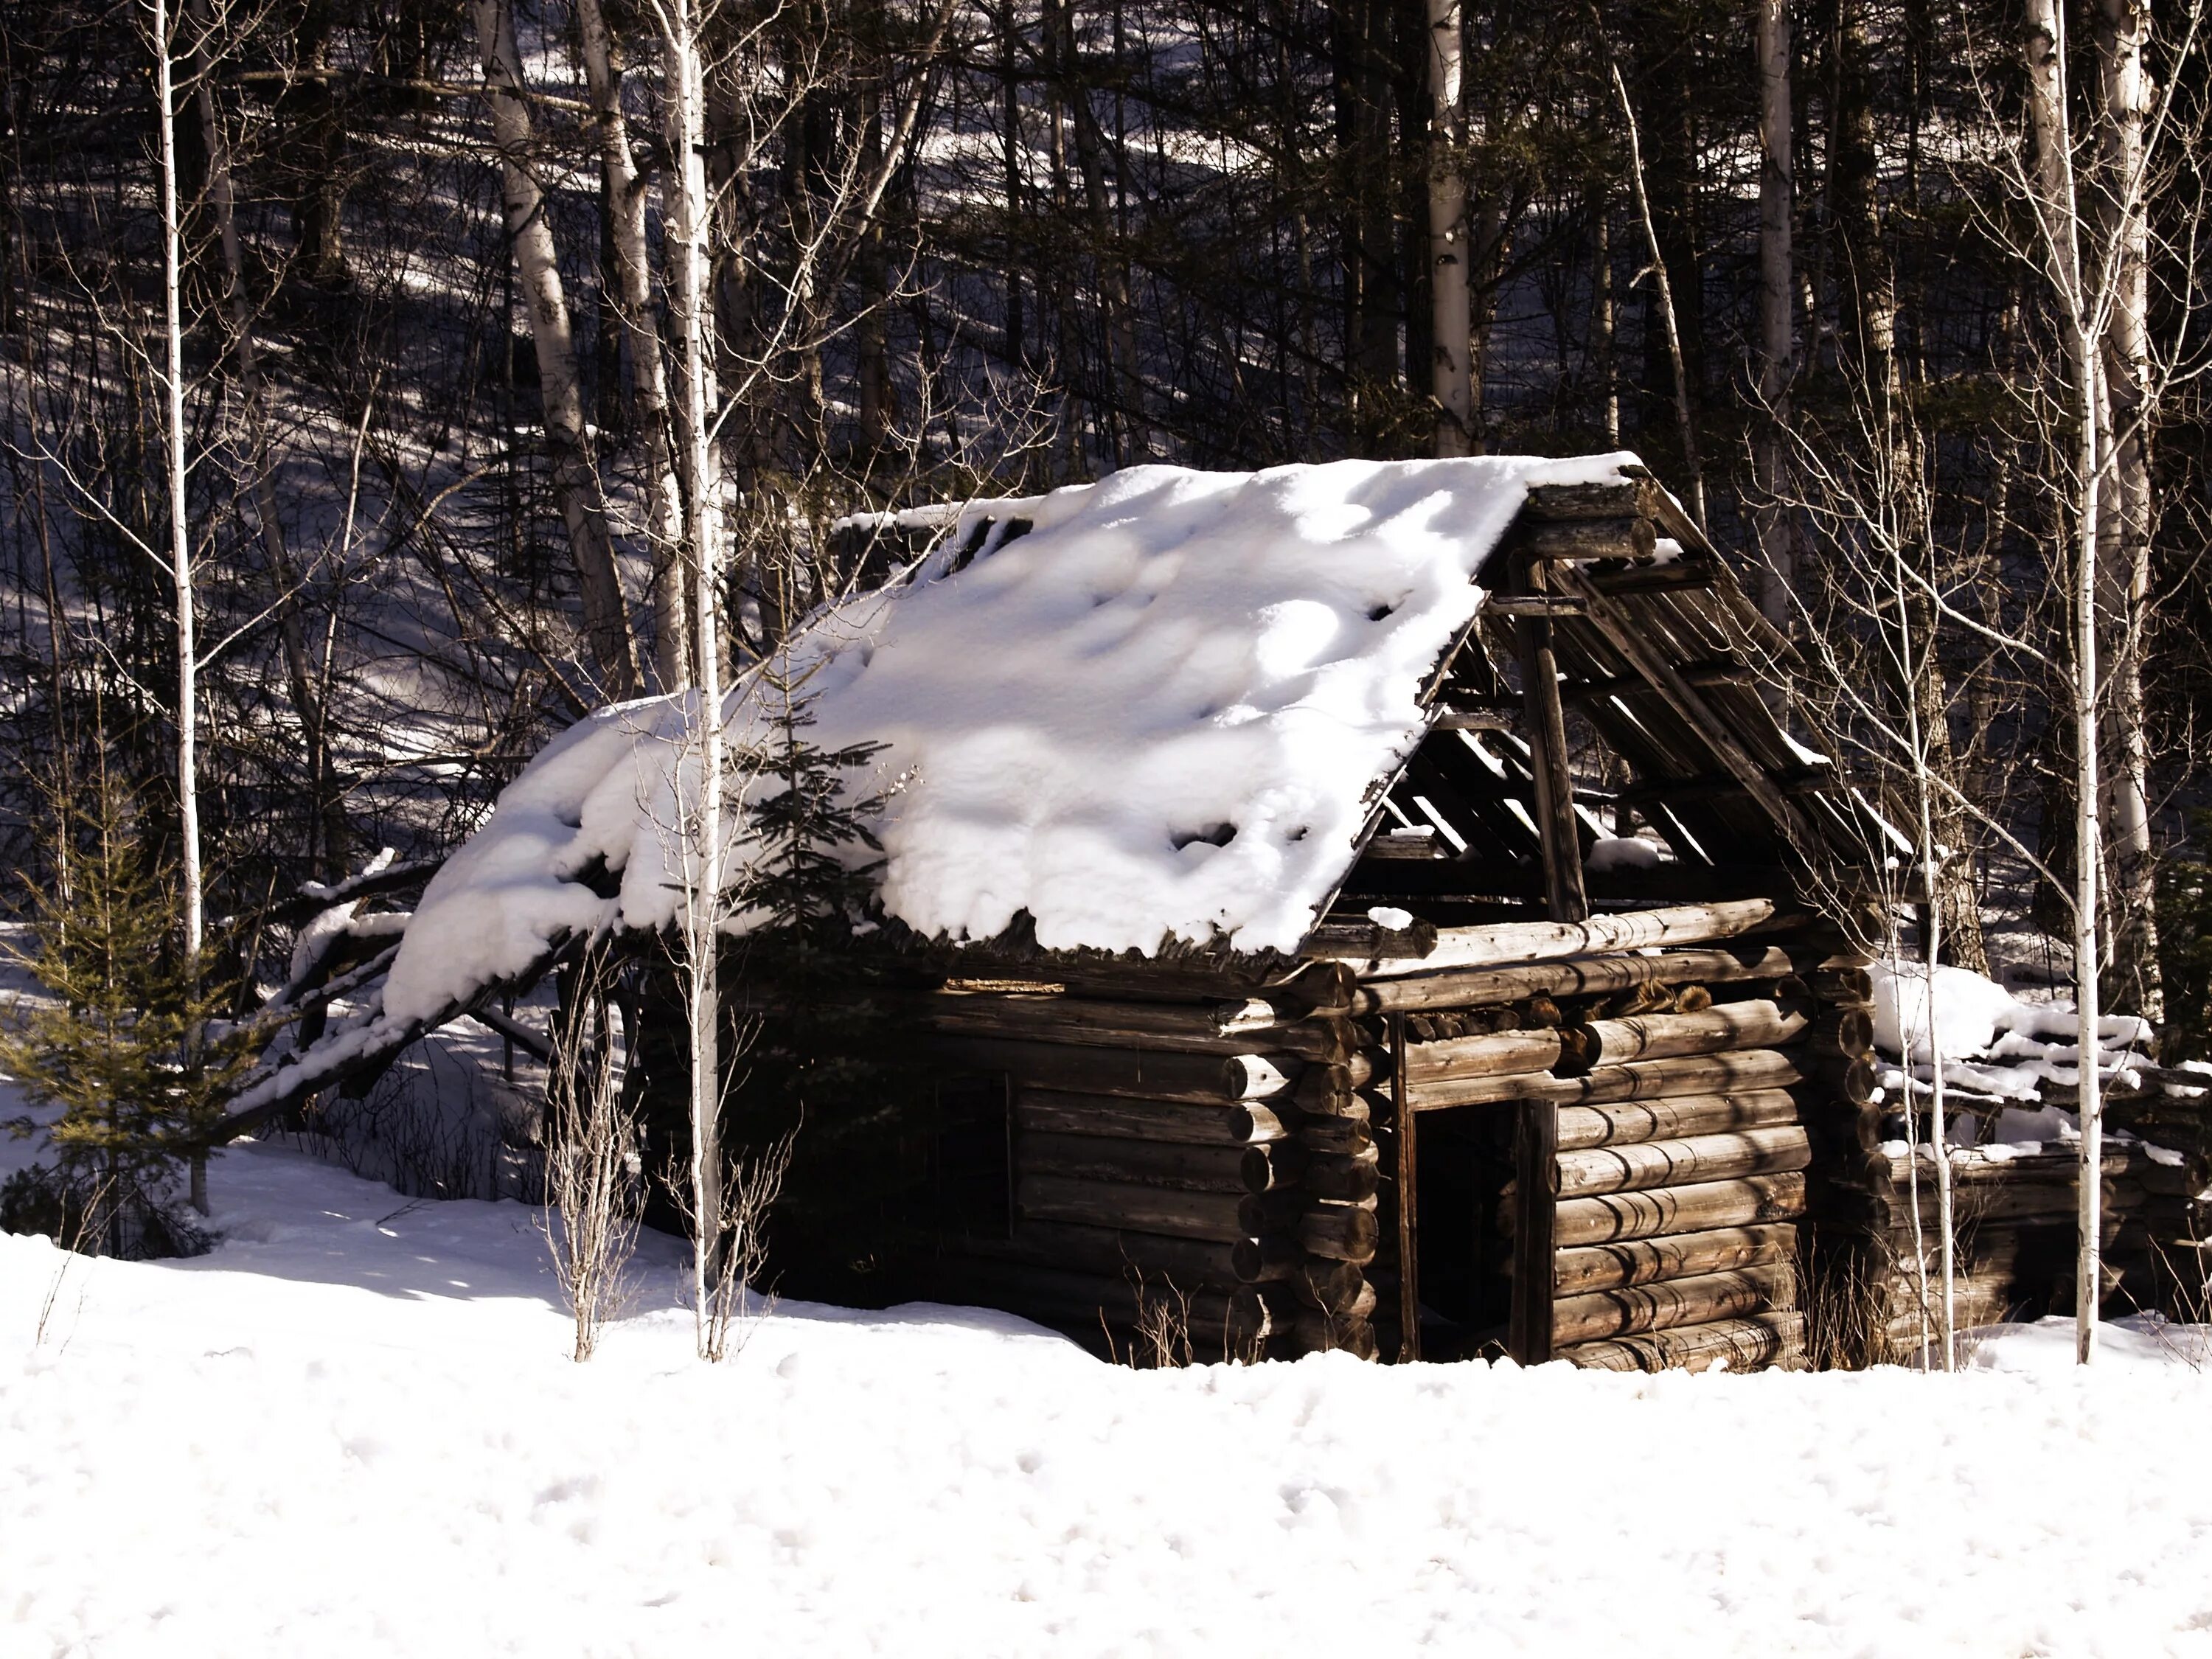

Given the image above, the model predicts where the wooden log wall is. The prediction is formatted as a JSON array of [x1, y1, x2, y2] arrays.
[[921, 971, 1383, 1362]]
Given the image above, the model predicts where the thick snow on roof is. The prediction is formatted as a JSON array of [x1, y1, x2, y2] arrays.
[[385, 455, 1635, 1023]]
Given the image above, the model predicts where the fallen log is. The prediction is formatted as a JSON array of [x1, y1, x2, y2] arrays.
[[1551, 1126, 1812, 1199]]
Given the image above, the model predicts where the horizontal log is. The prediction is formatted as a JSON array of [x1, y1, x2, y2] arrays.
[[1231, 1234, 1302, 1282], [1561, 1310, 1806, 1374], [1551, 1262, 1797, 1346], [1302, 1147, 1382, 1203], [1018, 1174, 1251, 1241], [1518, 514, 1660, 560], [1551, 1126, 1812, 1199], [936, 1037, 1296, 1104], [1290, 1258, 1374, 1315], [1561, 1001, 1807, 1071], [1297, 1116, 1376, 1158], [1551, 1223, 1799, 1295], [930, 1258, 1265, 1330], [1013, 1133, 1283, 1194], [1537, 1172, 1810, 1247], [921, 995, 1352, 1061], [1402, 1027, 1565, 1084], [1350, 944, 1798, 1015], [1554, 1090, 1804, 1152], [955, 1221, 1248, 1288], [1521, 479, 1661, 521], [1810, 966, 1874, 1003], [1333, 900, 1784, 977], [1015, 1089, 1290, 1147], [1299, 1201, 1380, 1263], [1409, 1046, 1805, 1113]]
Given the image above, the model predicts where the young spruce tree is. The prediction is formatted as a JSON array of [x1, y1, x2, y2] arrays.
[[0, 765, 248, 1255]]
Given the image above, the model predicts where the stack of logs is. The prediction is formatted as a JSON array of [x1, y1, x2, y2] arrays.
[[915, 914, 1877, 1373], [1360, 932, 1868, 1372], [922, 964, 1377, 1359]]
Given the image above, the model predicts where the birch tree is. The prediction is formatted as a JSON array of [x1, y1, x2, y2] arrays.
[[1426, 0, 1471, 456], [473, 0, 641, 702]]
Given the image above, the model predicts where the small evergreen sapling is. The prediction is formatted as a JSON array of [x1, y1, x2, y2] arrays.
[[723, 655, 914, 1293], [0, 773, 248, 1254]]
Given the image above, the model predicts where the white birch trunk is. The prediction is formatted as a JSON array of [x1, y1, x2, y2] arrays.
[[473, 0, 640, 700], [661, 0, 725, 1344], [2024, 0, 2104, 1363], [1425, 0, 1471, 457], [576, 0, 689, 692], [2095, 0, 2160, 1019], [1754, 0, 1794, 623], [153, 0, 204, 1214]]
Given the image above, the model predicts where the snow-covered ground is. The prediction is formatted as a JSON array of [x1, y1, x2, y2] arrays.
[[7, 1140, 2212, 1658]]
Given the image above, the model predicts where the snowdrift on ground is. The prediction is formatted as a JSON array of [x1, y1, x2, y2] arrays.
[[385, 455, 1634, 1024]]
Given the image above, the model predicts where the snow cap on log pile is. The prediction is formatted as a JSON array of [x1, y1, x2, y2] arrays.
[[383, 454, 1638, 1024]]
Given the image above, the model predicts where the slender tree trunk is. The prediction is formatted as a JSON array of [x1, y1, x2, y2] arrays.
[[1060, 0, 1146, 462], [1610, 61, 1704, 526], [662, 0, 725, 1343], [1755, 0, 1795, 624], [473, 0, 640, 701], [153, 0, 204, 1213], [1424, 0, 1469, 456], [2094, 0, 2160, 1020], [577, 0, 689, 692], [1588, 188, 1617, 445], [2024, 0, 2104, 1364], [191, 0, 347, 877]]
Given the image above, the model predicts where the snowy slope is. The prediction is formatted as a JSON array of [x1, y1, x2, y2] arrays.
[[383, 455, 1632, 1026], [7, 1143, 2212, 1659]]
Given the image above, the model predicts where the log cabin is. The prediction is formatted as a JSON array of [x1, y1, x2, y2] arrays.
[[232, 456, 2204, 1371]]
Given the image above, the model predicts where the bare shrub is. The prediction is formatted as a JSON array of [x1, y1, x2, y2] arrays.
[[667, 1132, 793, 1363], [538, 954, 644, 1362]]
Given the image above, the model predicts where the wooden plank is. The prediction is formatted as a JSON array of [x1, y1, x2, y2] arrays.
[[1330, 898, 1781, 975], [1551, 1262, 1796, 1346], [1554, 1089, 1804, 1152], [1541, 1172, 1809, 1248], [1550, 1223, 1799, 1295], [1551, 1125, 1812, 1199], [1551, 566, 1815, 848], [1391, 1012, 1418, 1363], [1517, 556, 1590, 927], [1351, 943, 1797, 1014], [1518, 515, 1660, 560], [1509, 1095, 1559, 1364]]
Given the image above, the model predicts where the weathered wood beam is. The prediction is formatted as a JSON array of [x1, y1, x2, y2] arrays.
[[1350, 942, 1798, 1014], [1549, 567, 1818, 849], [1321, 897, 1781, 974]]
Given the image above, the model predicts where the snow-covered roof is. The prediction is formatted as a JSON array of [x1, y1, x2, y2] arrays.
[[383, 455, 1638, 1025]]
